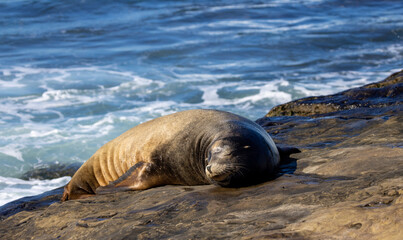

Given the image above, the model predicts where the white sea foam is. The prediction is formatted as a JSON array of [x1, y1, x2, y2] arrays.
[[0, 144, 25, 162], [77, 114, 116, 136], [173, 72, 241, 82], [2, 70, 11, 76], [237, 82, 293, 105], [0, 79, 25, 88], [206, 1, 325, 13], [160, 16, 317, 33], [0, 66, 159, 124], [201, 61, 267, 70], [207, 3, 276, 13], [164, 15, 343, 37], [0, 176, 71, 207], [29, 129, 60, 138], [291, 70, 397, 97], [200, 79, 292, 107]]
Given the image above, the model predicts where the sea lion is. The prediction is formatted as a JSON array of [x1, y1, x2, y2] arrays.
[[62, 109, 280, 201]]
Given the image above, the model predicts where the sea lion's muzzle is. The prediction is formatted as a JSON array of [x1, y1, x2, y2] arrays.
[[205, 163, 232, 183]]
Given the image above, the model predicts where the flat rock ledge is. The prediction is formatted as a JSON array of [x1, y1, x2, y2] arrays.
[[1, 71, 402, 240]]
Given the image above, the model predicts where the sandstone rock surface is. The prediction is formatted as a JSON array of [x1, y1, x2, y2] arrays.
[[1, 71, 402, 239]]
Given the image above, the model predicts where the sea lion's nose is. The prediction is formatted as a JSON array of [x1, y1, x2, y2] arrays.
[[206, 165, 212, 174]]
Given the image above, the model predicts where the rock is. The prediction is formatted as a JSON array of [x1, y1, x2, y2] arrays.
[[1, 70, 402, 239], [0, 188, 64, 221], [20, 163, 81, 180], [266, 70, 402, 117]]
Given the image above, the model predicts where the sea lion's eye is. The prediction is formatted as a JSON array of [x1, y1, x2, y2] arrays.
[[212, 147, 223, 154]]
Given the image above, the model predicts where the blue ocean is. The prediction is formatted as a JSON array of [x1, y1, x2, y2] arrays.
[[0, 0, 402, 205]]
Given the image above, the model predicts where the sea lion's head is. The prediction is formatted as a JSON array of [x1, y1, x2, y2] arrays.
[[205, 133, 275, 187]]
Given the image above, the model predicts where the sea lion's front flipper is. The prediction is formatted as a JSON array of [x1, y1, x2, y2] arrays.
[[62, 183, 95, 201], [96, 161, 165, 194], [275, 144, 300, 175], [276, 144, 300, 161]]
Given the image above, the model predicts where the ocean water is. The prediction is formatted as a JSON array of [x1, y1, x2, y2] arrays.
[[0, 0, 402, 206]]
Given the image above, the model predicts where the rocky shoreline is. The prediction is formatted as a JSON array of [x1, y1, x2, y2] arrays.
[[1, 70, 402, 239]]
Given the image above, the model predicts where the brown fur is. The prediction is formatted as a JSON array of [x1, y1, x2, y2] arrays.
[[62, 109, 279, 201]]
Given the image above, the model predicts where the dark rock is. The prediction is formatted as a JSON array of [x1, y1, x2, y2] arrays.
[[0, 188, 64, 221], [20, 163, 82, 180], [1, 71, 402, 239], [266, 70, 402, 117]]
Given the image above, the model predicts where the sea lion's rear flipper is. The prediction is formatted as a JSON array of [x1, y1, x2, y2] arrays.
[[96, 162, 164, 194]]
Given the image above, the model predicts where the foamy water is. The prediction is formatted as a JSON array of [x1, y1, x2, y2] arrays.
[[0, 0, 402, 206], [0, 176, 71, 206]]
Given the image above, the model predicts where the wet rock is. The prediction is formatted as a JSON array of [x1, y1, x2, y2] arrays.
[[266, 70, 402, 117], [0, 188, 64, 221], [1, 70, 402, 239], [20, 163, 81, 180]]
